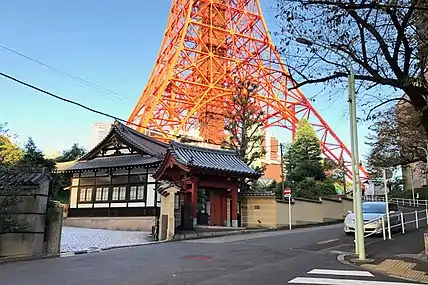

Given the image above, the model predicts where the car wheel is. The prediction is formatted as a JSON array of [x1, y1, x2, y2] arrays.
[[345, 232, 353, 236]]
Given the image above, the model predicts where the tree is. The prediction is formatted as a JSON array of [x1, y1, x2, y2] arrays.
[[285, 119, 324, 182], [223, 80, 266, 171], [366, 102, 428, 176], [0, 122, 23, 165], [0, 136, 23, 165], [275, 0, 428, 134], [52, 143, 86, 202], [55, 143, 86, 162], [19, 137, 55, 171]]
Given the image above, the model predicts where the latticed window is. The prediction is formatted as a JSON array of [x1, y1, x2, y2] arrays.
[[129, 186, 145, 200], [96, 187, 109, 201], [79, 188, 93, 202], [112, 186, 127, 200]]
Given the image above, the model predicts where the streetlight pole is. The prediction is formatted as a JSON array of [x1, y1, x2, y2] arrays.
[[295, 37, 365, 260]]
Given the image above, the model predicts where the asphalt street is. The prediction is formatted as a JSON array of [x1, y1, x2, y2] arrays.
[[0, 223, 424, 285]]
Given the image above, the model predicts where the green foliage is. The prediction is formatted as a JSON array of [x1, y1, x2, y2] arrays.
[[223, 80, 266, 171], [0, 136, 23, 165], [391, 187, 428, 200], [284, 119, 324, 183], [19, 137, 56, 171], [0, 166, 33, 233], [55, 143, 86, 162], [294, 178, 337, 200], [282, 120, 340, 199], [52, 143, 86, 203], [251, 180, 277, 192], [0, 122, 23, 165]]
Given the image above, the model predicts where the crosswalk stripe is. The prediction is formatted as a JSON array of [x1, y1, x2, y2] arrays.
[[288, 277, 420, 285], [308, 269, 374, 277]]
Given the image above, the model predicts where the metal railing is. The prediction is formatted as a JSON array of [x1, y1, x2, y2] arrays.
[[366, 196, 428, 208], [357, 208, 428, 240]]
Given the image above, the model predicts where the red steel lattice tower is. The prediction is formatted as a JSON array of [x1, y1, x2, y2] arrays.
[[128, 0, 368, 180]]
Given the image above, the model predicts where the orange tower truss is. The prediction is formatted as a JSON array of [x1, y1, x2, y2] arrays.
[[128, 0, 368, 180]]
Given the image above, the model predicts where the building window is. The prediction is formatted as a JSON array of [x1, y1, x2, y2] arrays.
[[112, 186, 127, 201], [129, 186, 145, 201], [96, 187, 109, 201], [79, 188, 93, 202]]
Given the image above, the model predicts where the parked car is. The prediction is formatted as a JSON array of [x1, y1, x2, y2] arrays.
[[343, 201, 402, 235]]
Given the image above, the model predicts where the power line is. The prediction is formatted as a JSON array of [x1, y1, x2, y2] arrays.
[[0, 71, 174, 138], [0, 71, 339, 152], [0, 44, 131, 103], [0, 71, 283, 148]]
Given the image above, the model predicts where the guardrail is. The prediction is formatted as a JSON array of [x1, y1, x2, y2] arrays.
[[366, 196, 428, 208], [351, 198, 428, 242]]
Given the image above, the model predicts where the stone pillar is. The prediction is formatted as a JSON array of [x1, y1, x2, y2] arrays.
[[226, 197, 231, 227], [191, 179, 198, 226], [45, 206, 64, 255], [231, 187, 238, 227], [167, 193, 176, 240]]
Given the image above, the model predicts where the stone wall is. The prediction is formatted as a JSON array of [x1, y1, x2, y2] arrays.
[[0, 174, 62, 258], [240, 193, 353, 229], [63, 216, 155, 231]]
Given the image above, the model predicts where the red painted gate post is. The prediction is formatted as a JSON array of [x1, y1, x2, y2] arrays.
[[231, 186, 238, 227], [191, 178, 198, 226]]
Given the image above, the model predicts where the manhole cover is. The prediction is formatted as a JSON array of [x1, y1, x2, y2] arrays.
[[182, 255, 214, 260]]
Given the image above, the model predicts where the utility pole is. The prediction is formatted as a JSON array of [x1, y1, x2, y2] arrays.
[[280, 143, 285, 199], [342, 158, 346, 194], [349, 71, 365, 260], [295, 36, 365, 260]]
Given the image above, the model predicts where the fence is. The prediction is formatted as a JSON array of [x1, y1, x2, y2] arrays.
[[368, 196, 428, 208], [358, 196, 428, 242]]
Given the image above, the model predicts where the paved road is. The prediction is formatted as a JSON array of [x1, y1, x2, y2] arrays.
[[0, 223, 423, 285]]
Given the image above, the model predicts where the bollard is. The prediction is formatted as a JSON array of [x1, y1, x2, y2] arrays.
[[382, 216, 386, 240], [426, 208, 428, 225], [416, 210, 419, 229], [401, 212, 405, 234]]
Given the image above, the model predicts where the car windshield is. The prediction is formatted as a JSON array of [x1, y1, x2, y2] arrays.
[[362, 203, 386, 214]]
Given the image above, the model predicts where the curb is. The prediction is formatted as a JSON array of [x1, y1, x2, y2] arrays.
[[1, 221, 344, 264], [172, 220, 344, 241], [337, 252, 428, 284], [0, 254, 59, 265]]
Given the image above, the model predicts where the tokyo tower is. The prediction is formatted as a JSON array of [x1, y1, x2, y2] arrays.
[[128, 0, 368, 180]]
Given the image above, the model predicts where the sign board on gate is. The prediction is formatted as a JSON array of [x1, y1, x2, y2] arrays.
[[283, 187, 292, 197]]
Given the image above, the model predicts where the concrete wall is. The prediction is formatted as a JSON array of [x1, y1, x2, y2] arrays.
[[0, 233, 45, 257], [63, 216, 155, 231], [240, 196, 277, 228], [0, 177, 52, 258], [241, 195, 353, 229]]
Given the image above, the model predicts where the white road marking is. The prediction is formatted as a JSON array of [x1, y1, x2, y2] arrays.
[[316, 239, 340, 245], [288, 277, 420, 285], [308, 269, 374, 277]]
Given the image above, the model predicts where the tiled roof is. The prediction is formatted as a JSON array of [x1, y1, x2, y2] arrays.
[[80, 121, 168, 160], [168, 141, 260, 177], [0, 167, 51, 185], [114, 122, 167, 156], [60, 154, 161, 172]]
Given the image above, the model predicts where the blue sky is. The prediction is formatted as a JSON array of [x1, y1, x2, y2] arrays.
[[0, 0, 373, 160]]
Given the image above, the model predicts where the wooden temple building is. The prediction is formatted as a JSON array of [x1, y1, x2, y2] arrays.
[[59, 121, 260, 233]]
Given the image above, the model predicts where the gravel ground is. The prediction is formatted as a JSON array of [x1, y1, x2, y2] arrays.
[[60, 226, 153, 253]]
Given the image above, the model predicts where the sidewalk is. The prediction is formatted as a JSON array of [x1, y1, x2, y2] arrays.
[[344, 228, 428, 283]]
